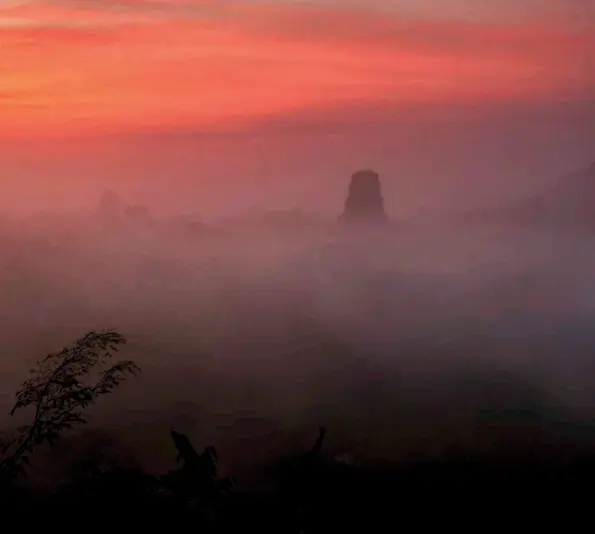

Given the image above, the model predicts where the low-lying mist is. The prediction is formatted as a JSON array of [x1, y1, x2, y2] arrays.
[[2, 211, 595, 474]]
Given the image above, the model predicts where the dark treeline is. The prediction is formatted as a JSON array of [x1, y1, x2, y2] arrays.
[[0, 330, 591, 531]]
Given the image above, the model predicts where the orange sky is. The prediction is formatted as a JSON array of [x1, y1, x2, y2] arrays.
[[0, 0, 593, 138]]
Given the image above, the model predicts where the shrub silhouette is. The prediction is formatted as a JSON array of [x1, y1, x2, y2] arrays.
[[0, 330, 140, 487], [152, 430, 236, 523]]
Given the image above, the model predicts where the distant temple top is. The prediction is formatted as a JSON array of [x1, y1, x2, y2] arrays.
[[340, 169, 388, 223]]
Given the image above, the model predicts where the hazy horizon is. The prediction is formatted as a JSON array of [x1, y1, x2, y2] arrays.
[[1, 1, 594, 221]]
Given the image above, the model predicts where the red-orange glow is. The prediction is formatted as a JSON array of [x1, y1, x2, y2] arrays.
[[0, 2, 593, 138]]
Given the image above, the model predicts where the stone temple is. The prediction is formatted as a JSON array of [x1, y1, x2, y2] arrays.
[[340, 169, 388, 224]]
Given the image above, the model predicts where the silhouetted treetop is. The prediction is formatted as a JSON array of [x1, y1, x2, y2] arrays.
[[0, 330, 139, 485]]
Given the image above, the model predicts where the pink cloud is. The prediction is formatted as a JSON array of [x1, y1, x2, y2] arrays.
[[0, 0, 592, 137]]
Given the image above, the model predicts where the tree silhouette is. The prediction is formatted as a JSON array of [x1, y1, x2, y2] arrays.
[[0, 330, 140, 486]]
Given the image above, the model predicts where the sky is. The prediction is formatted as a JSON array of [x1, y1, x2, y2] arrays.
[[0, 0, 594, 217]]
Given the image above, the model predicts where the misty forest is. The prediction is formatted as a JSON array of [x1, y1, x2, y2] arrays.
[[3, 0, 595, 525], [3, 158, 595, 529]]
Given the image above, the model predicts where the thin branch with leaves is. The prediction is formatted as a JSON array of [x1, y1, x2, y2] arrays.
[[0, 330, 140, 485]]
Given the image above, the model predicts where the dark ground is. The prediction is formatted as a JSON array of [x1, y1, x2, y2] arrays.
[[2, 424, 594, 531]]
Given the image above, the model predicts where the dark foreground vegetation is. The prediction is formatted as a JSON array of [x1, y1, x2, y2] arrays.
[[1, 331, 592, 531]]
